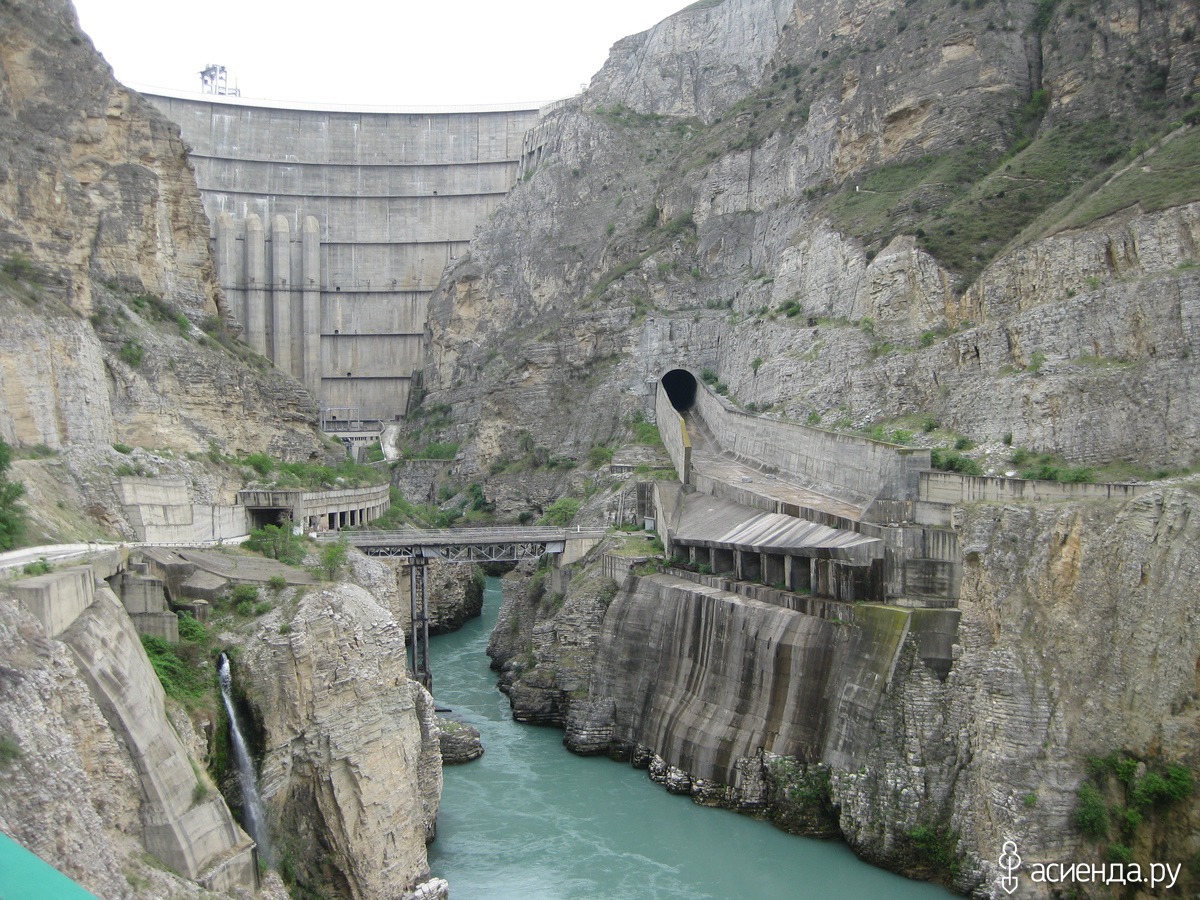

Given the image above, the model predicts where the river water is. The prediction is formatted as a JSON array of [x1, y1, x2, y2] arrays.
[[427, 577, 955, 899]]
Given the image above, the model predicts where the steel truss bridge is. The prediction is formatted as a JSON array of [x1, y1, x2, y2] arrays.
[[327, 526, 606, 563], [316, 526, 606, 688]]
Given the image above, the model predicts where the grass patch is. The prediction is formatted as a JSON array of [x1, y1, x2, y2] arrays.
[[825, 115, 1142, 285], [141, 614, 216, 710], [1050, 123, 1200, 233]]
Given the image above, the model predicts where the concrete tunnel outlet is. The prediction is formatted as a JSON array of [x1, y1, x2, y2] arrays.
[[661, 369, 698, 413]]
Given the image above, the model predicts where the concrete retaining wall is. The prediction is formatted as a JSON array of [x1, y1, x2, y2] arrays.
[[693, 387, 929, 502], [11, 566, 95, 638], [63, 588, 256, 886], [655, 384, 691, 485], [920, 471, 1152, 505], [118, 478, 249, 543]]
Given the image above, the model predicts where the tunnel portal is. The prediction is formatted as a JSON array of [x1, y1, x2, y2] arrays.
[[662, 369, 698, 412]]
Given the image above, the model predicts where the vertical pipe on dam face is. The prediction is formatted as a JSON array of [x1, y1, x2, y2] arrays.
[[215, 212, 241, 331], [272, 215, 292, 374], [244, 214, 267, 356], [302, 216, 322, 401]]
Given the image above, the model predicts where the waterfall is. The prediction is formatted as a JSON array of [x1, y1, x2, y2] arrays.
[[218, 653, 273, 867]]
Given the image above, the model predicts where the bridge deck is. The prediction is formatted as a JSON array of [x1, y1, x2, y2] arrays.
[[328, 526, 607, 562]]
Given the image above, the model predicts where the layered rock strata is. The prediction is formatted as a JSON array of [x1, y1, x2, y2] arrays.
[[497, 487, 1200, 895], [235, 583, 443, 899]]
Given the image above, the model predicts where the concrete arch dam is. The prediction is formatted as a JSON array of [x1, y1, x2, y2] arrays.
[[145, 92, 543, 424]]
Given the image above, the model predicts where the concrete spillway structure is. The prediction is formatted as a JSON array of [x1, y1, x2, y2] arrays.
[[145, 91, 541, 423]]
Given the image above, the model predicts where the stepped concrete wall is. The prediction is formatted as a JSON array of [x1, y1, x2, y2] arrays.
[[692, 386, 930, 503], [146, 92, 540, 422]]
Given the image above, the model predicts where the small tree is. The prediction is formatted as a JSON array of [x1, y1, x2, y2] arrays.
[[319, 538, 349, 581], [245, 524, 305, 566], [0, 439, 26, 551]]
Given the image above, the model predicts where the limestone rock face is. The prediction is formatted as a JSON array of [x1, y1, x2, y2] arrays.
[[587, 0, 794, 122], [0, 0, 323, 464], [835, 488, 1200, 892], [0, 0, 214, 317], [420, 0, 1199, 486], [237, 583, 442, 900], [499, 488, 1200, 893]]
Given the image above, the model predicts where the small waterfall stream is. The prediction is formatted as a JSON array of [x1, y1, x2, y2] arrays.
[[218, 653, 273, 867]]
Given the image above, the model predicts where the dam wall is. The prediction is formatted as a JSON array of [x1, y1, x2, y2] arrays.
[[146, 92, 541, 422]]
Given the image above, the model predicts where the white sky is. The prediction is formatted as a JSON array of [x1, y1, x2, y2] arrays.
[[70, 0, 689, 108]]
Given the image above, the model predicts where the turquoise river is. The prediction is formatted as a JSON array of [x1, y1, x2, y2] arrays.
[[427, 577, 956, 899]]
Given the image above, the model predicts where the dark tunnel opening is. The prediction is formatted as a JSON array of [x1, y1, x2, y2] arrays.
[[661, 369, 698, 412]]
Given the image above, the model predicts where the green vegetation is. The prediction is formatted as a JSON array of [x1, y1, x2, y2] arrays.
[[21, 557, 52, 576], [1075, 751, 1195, 860], [0, 439, 26, 551], [237, 453, 387, 489], [539, 497, 581, 526], [1, 253, 35, 280], [404, 441, 459, 461], [0, 734, 22, 766], [1008, 448, 1094, 483], [628, 410, 663, 447], [825, 114, 1149, 284], [118, 340, 144, 368], [140, 615, 214, 709], [318, 538, 349, 581], [1051, 123, 1200, 234], [244, 524, 307, 566], [931, 448, 984, 476], [903, 824, 962, 880], [587, 445, 615, 467]]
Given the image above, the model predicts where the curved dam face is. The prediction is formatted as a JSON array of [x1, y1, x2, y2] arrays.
[[145, 92, 541, 424]]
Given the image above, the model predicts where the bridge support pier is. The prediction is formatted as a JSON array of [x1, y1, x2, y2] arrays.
[[408, 561, 431, 691]]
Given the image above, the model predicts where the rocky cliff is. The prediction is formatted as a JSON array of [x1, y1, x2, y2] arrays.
[[490, 487, 1200, 896], [0, 0, 324, 542], [0, 566, 262, 898], [233, 582, 443, 900], [420, 0, 1199, 484]]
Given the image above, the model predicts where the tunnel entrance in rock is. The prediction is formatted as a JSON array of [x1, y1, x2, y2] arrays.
[[662, 369, 698, 412]]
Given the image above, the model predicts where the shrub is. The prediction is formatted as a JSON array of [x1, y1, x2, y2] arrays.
[[244, 453, 274, 477], [587, 445, 615, 467], [230, 584, 259, 606], [2, 253, 34, 280], [1075, 783, 1109, 838], [0, 439, 26, 551], [22, 557, 52, 576], [931, 448, 984, 476], [245, 524, 306, 566], [140, 634, 210, 706], [268, 575, 288, 591], [539, 497, 581, 526], [318, 538, 349, 581], [113, 442, 134, 455], [118, 340, 144, 368]]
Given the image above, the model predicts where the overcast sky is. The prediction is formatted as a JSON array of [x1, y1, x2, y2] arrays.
[[70, 0, 689, 108]]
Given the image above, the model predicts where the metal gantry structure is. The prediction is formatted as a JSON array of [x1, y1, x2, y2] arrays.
[[318, 527, 606, 688]]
